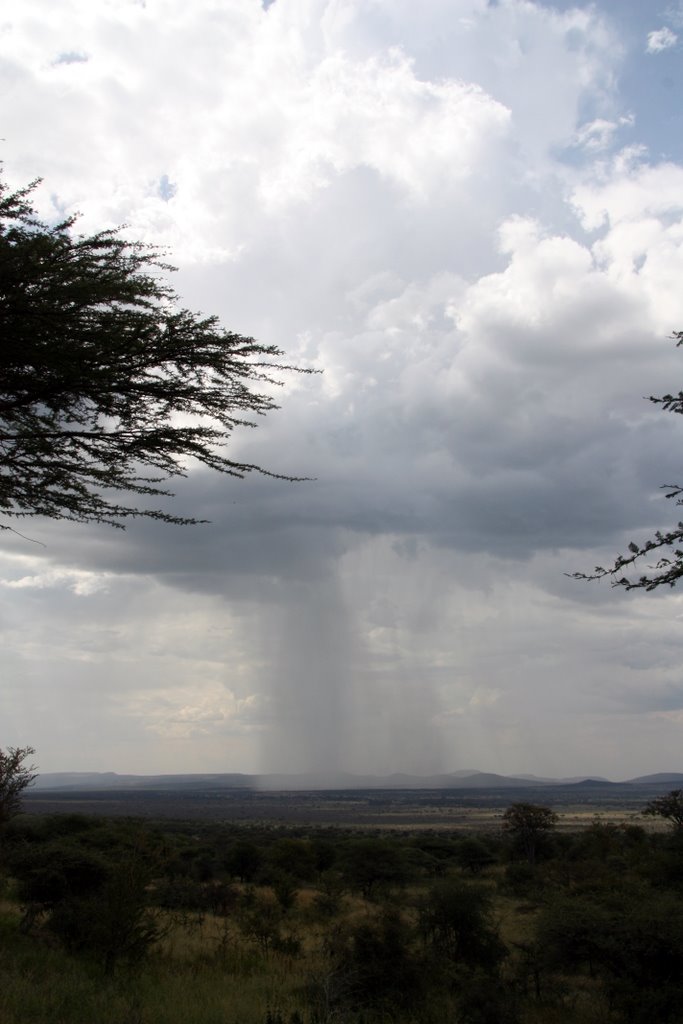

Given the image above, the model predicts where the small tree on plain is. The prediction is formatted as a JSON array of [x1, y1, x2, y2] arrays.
[[502, 802, 558, 865], [643, 789, 683, 829], [0, 745, 36, 826]]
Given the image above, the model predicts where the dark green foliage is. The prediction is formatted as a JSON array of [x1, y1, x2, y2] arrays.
[[151, 875, 217, 913], [5, 810, 683, 1024], [47, 858, 164, 972], [402, 842, 444, 878], [502, 860, 538, 896], [419, 878, 506, 971], [263, 1009, 304, 1024], [310, 837, 337, 873], [570, 818, 622, 862], [646, 830, 683, 889], [0, 173, 311, 529], [0, 746, 36, 827], [502, 802, 558, 865], [455, 968, 519, 1024], [338, 837, 409, 898], [643, 788, 683, 828], [6, 811, 108, 843], [410, 834, 461, 876], [225, 840, 262, 882], [328, 908, 425, 1012], [537, 886, 683, 1023], [265, 838, 317, 883], [311, 870, 344, 918], [536, 894, 612, 977], [237, 890, 290, 954], [151, 875, 199, 911], [204, 880, 239, 917], [10, 842, 110, 908], [454, 836, 497, 874], [192, 850, 218, 883], [271, 871, 298, 911], [6, 817, 167, 970]]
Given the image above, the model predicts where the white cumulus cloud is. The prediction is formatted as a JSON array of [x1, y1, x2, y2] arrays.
[[646, 27, 677, 53]]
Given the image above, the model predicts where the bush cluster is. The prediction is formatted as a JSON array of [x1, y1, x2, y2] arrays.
[[1, 806, 682, 1023]]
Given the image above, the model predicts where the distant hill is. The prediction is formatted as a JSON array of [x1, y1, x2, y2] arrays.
[[625, 772, 683, 786], [31, 772, 255, 791], [565, 778, 622, 788], [31, 769, 678, 792]]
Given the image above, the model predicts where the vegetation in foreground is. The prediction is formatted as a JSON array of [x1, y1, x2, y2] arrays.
[[1, 794, 682, 1024]]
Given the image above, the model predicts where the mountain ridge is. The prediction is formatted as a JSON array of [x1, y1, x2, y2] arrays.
[[30, 769, 683, 792]]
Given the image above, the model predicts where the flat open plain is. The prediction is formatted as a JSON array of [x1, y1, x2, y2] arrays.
[[21, 783, 668, 831]]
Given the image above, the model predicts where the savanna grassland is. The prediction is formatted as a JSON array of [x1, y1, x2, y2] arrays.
[[20, 782, 659, 828], [1, 791, 682, 1024]]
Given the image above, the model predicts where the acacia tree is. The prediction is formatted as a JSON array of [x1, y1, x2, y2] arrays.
[[571, 333, 683, 590], [502, 802, 558, 865], [643, 789, 683, 829], [0, 174, 310, 530], [0, 745, 37, 826]]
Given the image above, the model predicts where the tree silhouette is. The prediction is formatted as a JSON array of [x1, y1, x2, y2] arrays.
[[643, 789, 683, 829], [0, 173, 311, 530], [502, 802, 557, 865], [571, 334, 683, 590], [0, 745, 36, 826]]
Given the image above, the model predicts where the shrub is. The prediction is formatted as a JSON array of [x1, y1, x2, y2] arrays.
[[47, 858, 164, 972], [327, 908, 425, 1012], [419, 878, 506, 971]]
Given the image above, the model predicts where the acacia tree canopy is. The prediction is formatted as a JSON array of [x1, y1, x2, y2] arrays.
[[643, 789, 683, 828], [0, 745, 37, 826], [502, 802, 558, 865], [571, 334, 683, 591], [0, 174, 311, 529]]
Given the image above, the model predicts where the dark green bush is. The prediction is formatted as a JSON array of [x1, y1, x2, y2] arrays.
[[419, 878, 506, 971], [47, 858, 163, 972]]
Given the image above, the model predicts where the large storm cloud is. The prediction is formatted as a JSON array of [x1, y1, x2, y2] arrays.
[[2, 0, 683, 778]]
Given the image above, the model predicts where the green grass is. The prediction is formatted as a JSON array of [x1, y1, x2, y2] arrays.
[[3, 812, 681, 1024], [0, 886, 627, 1024], [0, 909, 311, 1024]]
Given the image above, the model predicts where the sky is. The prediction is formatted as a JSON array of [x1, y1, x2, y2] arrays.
[[2, 0, 683, 781]]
